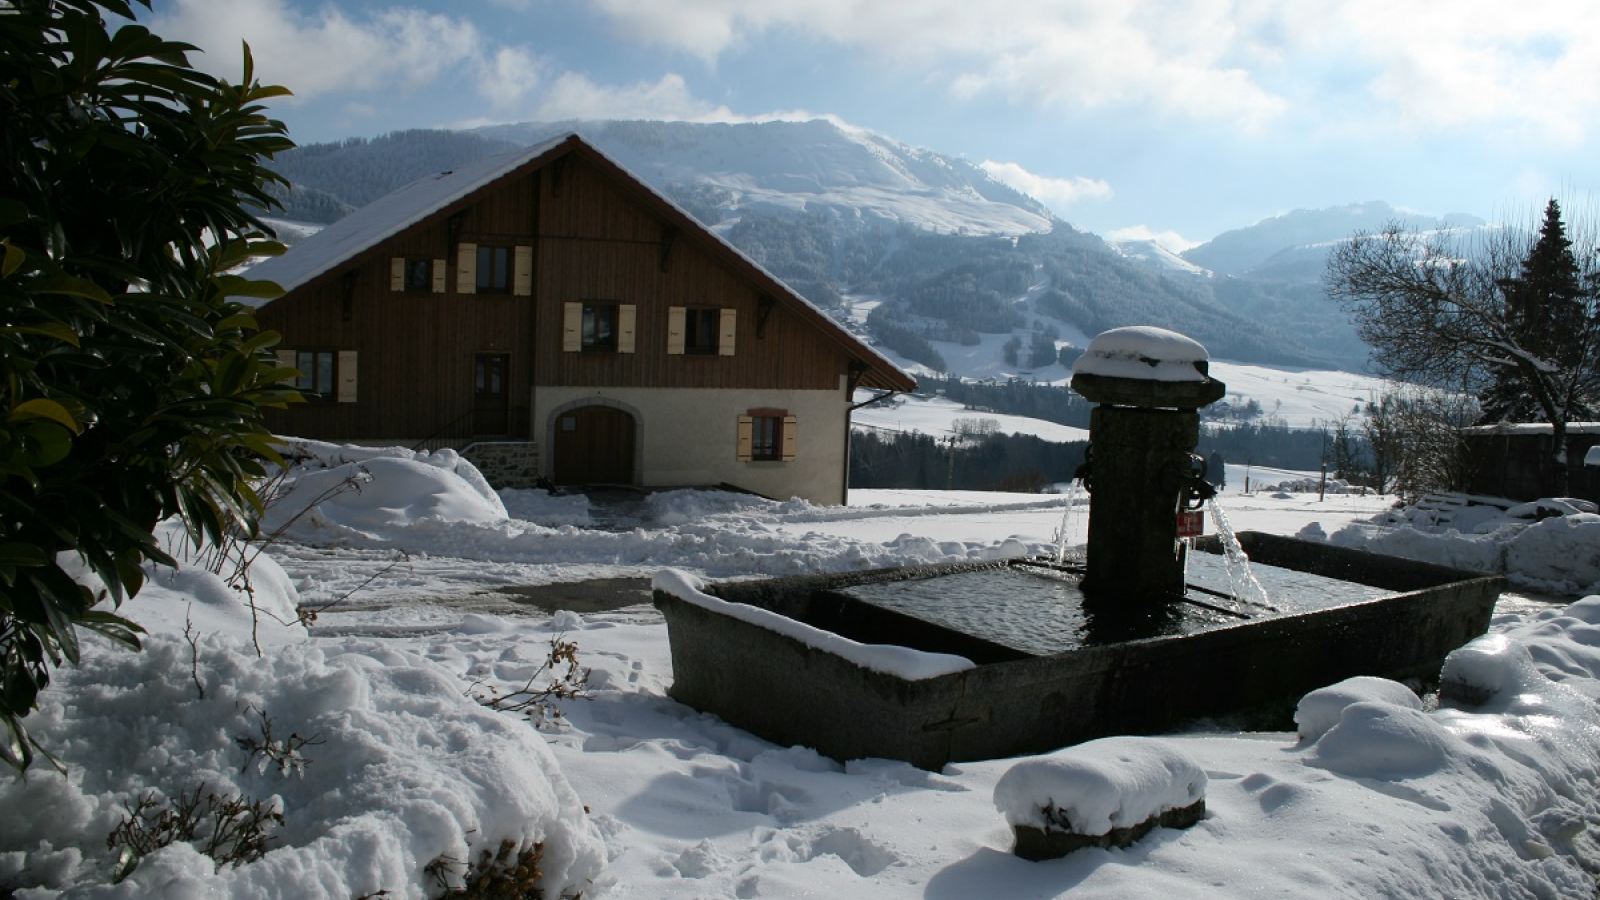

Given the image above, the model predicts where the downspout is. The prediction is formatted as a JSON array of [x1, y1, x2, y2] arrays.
[[842, 368, 907, 506]]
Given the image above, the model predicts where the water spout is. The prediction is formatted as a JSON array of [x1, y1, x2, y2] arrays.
[[1206, 501, 1272, 609], [1052, 480, 1083, 564]]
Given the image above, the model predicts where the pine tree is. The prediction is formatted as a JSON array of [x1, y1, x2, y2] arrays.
[[1479, 199, 1592, 423]]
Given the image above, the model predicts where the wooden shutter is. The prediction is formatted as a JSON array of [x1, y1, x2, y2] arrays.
[[431, 258, 447, 293], [719, 308, 738, 356], [513, 245, 533, 296], [275, 349, 297, 384], [336, 350, 359, 403], [562, 302, 582, 352], [736, 415, 754, 462], [618, 304, 637, 354], [666, 306, 686, 355], [456, 242, 477, 294], [781, 415, 797, 462], [389, 258, 404, 291]]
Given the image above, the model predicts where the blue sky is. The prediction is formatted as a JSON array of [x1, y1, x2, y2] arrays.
[[147, 0, 1600, 248]]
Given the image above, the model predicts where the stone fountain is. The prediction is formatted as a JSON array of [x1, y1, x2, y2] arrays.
[[653, 327, 1504, 770]]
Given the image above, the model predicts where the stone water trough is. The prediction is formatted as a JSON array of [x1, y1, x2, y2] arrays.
[[653, 327, 1503, 770]]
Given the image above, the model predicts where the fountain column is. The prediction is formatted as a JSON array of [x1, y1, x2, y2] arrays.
[[1070, 327, 1225, 600]]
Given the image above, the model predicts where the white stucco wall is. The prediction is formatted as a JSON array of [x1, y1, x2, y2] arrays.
[[533, 384, 853, 505]]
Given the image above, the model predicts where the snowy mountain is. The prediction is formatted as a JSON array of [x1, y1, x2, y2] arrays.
[[1108, 237, 1211, 277], [1180, 201, 1485, 277], [471, 119, 1056, 237]]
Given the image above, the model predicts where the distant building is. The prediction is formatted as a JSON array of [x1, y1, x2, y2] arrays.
[[1463, 423, 1600, 503], [243, 134, 913, 504]]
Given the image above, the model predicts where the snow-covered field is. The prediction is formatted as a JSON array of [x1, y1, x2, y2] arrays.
[[4, 441, 1600, 899]]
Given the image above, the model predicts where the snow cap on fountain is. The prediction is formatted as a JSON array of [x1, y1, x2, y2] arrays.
[[1071, 326, 1226, 409]]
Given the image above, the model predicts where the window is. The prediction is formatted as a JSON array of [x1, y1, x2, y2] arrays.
[[403, 258, 433, 292], [668, 306, 737, 356], [279, 349, 356, 403], [738, 409, 797, 462], [563, 302, 636, 353], [751, 414, 781, 460], [476, 245, 512, 293], [582, 303, 617, 351], [685, 308, 719, 354], [294, 350, 336, 399]]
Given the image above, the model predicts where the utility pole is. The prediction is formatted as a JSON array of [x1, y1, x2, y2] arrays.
[[945, 435, 957, 489]]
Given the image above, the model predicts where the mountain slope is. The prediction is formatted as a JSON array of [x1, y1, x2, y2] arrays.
[[261, 119, 1375, 370]]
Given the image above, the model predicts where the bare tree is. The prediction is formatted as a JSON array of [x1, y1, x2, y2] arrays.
[[1326, 206, 1600, 494]]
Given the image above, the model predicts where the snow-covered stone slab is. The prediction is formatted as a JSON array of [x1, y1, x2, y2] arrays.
[[993, 737, 1207, 860], [1295, 676, 1422, 744], [1071, 325, 1211, 382]]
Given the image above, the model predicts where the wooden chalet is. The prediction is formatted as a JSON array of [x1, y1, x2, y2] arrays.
[[243, 133, 914, 504]]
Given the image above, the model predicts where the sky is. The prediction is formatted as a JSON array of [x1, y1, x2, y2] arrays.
[[143, 0, 1600, 248]]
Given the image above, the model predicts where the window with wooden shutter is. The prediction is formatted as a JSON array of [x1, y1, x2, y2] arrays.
[[513, 245, 533, 296], [456, 242, 477, 294], [618, 304, 637, 354], [337, 350, 359, 403], [719, 308, 737, 356], [275, 349, 297, 384], [562, 302, 583, 352], [742, 408, 791, 462], [736, 415, 754, 461], [666, 306, 686, 355]]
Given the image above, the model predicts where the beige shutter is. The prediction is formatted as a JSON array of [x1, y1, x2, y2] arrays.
[[736, 415, 754, 462], [456, 242, 477, 294], [513, 245, 533, 296], [562, 302, 582, 352], [336, 351, 359, 403], [389, 258, 404, 291], [431, 258, 447, 293], [618, 304, 637, 353], [781, 415, 797, 462], [275, 349, 297, 384], [719, 308, 738, 356], [666, 306, 686, 355]]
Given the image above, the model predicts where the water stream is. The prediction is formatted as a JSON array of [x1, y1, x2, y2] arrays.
[[1205, 500, 1273, 609], [1052, 480, 1083, 564]]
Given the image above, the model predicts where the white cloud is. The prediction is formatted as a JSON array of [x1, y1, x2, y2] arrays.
[[582, 0, 1600, 141], [533, 73, 740, 123], [979, 160, 1112, 215], [477, 46, 548, 110], [1105, 224, 1201, 253], [150, 0, 479, 98]]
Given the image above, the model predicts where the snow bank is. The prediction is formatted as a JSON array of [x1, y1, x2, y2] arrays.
[[652, 568, 975, 680], [992, 737, 1206, 833], [1071, 325, 1211, 382], [0, 633, 604, 899], [1294, 676, 1422, 744], [1320, 497, 1600, 597], [264, 440, 508, 542]]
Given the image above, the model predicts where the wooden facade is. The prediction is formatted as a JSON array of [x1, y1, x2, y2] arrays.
[[246, 134, 913, 504]]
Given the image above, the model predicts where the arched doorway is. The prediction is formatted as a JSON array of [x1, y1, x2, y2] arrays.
[[552, 405, 636, 485]]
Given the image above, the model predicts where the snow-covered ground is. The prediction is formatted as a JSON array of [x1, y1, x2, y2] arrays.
[[4, 441, 1600, 899]]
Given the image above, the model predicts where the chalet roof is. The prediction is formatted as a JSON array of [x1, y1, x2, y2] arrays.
[[244, 133, 914, 393]]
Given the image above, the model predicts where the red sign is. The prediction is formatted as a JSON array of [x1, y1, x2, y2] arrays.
[[1177, 509, 1205, 538]]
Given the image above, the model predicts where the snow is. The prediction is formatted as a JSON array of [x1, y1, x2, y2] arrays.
[[992, 737, 1206, 834], [652, 569, 974, 680], [1072, 325, 1212, 382], [1321, 498, 1600, 597], [8, 440, 1600, 899]]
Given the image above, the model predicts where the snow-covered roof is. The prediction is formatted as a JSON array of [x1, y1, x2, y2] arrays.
[[245, 134, 572, 299], [1462, 422, 1600, 436], [242, 132, 914, 392]]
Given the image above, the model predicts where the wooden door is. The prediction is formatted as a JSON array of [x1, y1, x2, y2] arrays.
[[553, 405, 635, 485], [474, 353, 509, 435]]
